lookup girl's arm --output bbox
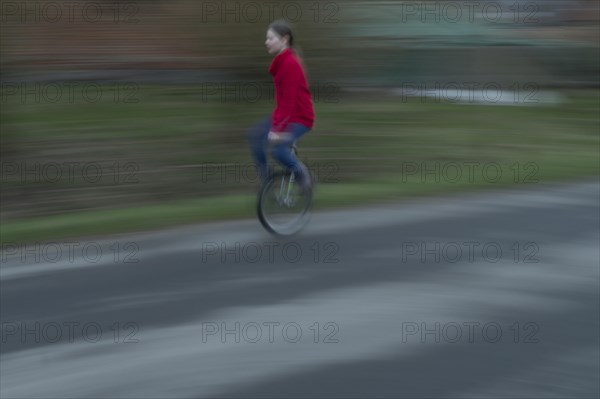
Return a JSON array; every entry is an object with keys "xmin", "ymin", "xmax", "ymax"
[{"xmin": 270, "ymin": 59, "xmax": 303, "ymax": 134}]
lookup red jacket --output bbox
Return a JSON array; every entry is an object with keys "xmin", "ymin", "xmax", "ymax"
[{"xmin": 269, "ymin": 48, "xmax": 315, "ymax": 133}]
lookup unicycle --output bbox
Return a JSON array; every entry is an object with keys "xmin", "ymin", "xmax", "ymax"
[{"xmin": 257, "ymin": 145, "xmax": 313, "ymax": 236}]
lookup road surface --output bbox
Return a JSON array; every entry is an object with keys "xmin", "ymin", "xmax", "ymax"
[{"xmin": 1, "ymin": 181, "xmax": 599, "ymax": 398}]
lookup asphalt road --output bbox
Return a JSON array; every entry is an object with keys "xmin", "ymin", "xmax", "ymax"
[{"xmin": 1, "ymin": 181, "xmax": 599, "ymax": 398}]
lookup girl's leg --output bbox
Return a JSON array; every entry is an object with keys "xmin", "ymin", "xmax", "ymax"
[
  {"xmin": 271, "ymin": 123, "xmax": 311, "ymax": 187},
  {"xmin": 247, "ymin": 116, "xmax": 272, "ymax": 183}
]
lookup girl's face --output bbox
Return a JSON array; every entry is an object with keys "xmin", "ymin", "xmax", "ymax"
[{"xmin": 265, "ymin": 28, "xmax": 289, "ymax": 55}]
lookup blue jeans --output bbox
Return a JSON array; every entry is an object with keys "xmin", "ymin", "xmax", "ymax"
[{"xmin": 248, "ymin": 116, "xmax": 311, "ymax": 184}]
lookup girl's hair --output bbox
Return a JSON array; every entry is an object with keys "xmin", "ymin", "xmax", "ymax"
[{"xmin": 268, "ymin": 19, "xmax": 295, "ymax": 48}]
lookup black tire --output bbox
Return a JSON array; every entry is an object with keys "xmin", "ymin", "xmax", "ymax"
[{"xmin": 257, "ymin": 171, "xmax": 313, "ymax": 236}]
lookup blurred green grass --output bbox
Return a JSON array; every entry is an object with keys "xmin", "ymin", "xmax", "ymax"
[{"xmin": 1, "ymin": 87, "xmax": 598, "ymax": 244}]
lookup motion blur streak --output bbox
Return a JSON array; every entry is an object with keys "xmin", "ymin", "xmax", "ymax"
[{"xmin": 1, "ymin": 1, "xmax": 598, "ymax": 397}]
